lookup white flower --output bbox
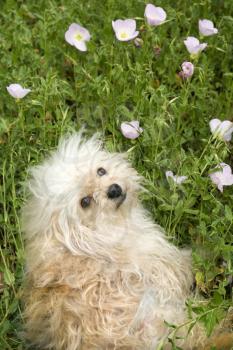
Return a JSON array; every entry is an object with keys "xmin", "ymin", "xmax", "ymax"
[
  {"xmin": 166, "ymin": 171, "xmax": 187, "ymax": 184},
  {"xmin": 65, "ymin": 23, "xmax": 91, "ymax": 52},
  {"xmin": 209, "ymin": 163, "xmax": 233, "ymax": 192},
  {"xmin": 199, "ymin": 19, "xmax": 218, "ymax": 36},
  {"xmin": 144, "ymin": 4, "xmax": 167, "ymax": 26},
  {"xmin": 180, "ymin": 61, "xmax": 194, "ymax": 78},
  {"xmin": 184, "ymin": 36, "xmax": 207, "ymax": 55},
  {"xmin": 209, "ymin": 118, "xmax": 233, "ymax": 142},
  {"xmin": 7, "ymin": 84, "xmax": 31, "ymax": 99},
  {"xmin": 112, "ymin": 19, "xmax": 139, "ymax": 41},
  {"xmin": 120, "ymin": 121, "xmax": 143, "ymax": 139}
]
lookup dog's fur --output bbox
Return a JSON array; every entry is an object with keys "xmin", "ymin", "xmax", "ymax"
[{"xmin": 22, "ymin": 133, "xmax": 232, "ymax": 349}]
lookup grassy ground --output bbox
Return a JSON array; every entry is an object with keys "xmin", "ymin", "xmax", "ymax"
[{"xmin": 0, "ymin": 0, "xmax": 233, "ymax": 349}]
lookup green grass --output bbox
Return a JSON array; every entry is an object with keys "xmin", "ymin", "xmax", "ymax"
[{"xmin": 0, "ymin": 0, "xmax": 233, "ymax": 349}]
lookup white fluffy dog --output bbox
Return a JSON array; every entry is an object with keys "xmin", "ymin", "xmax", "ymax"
[{"xmin": 22, "ymin": 133, "xmax": 232, "ymax": 350}]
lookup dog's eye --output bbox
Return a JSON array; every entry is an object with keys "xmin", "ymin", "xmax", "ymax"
[
  {"xmin": 97, "ymin": 167, "xmax": 107, "ymax": 176},
  {"xmin": 80, "ymin": 196, "xmax": 92, "ymax": 208}
]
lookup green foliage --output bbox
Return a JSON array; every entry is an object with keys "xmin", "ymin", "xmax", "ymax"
[{"xmin": 0, "ymin": 0, "xmax": 233, "ymax": 349}]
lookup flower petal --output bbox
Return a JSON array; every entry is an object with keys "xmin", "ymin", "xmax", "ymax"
[
  {"xmin": 112, "ymin": 19, "xmax": 138, "ymax": 41},
  {"xmin": 217, "ymin": 183, "xmax": 224, "ymax": 192},
  {"xmin": 145, "ymin": 4, "xmax": 166, "ymax": 26},
  {"xmin": 166, "ymin": 171, "xmax": 187, "ymax": 184},
  {"xmin": 184, "ymin": 36, "xmax": 207, "ymax": 54},
  {"xmin": 199, "ymin": 19, "xmax": 218, "ymax": 36},
  {"xmin": 77, "ymin": 27, "xmax": 91, "ymax": 41},
  {"xmin": 181, "ymin": 61, "xmax": 194, "ymax": 78},
  {"xmin": 72, "ymin": 40, "xmax": 87, "ymax": 52},
  {"xmin": 115, "ymin": 30, "xmax": 139, "ymax": 41},
  {"xmin": 165, "ymin": 171, "xmax": 174, "ymax": 179},
  {"xmin": 7, "ymin": 84, "xmax": 31, "ymax": 98},
  {"xmin": 199, "ymin": 43, "xmax": 207, "ymax": 52},
  {"xmin": 184, "ymin": 36, "xmax": 200, "ymax": 47},
  {"xmin": 65, "ymin": 29, "xmax": 75, "ymax": 45},
  {"xmin": 123, "ymin": 19, "xmax": 136, "ymax": 32},
  {"xmin": 120, "ymin": 121, "xmax": 143, "ymax": 139},
  {"xmin": 65, "ymin": 23, "xmax": 90, "ymax": 51},
  {"xmin": 112, "ymin": 20, "xmax": 124, "ymax": 32},
  {"xmin": 222, "ymin": 163, "xmax": 233, "ymax": 178},
  {"xmin": 175, "ymin": 176, "xmax": 188, "ymax": 184},
  {"xmin": 209, "ymin": 163, "xmax": 233, "ymax": 192},
  {"xmin": 209, "ymin": 119, "xmax": 233, "ymax": 141},
  {"xmin": 220, "ymin": 121, "xmax": 233, "ymax": 141},
  {"xmin": 209, "ymin": 118, "xmax": 221, "ymax": 133}
]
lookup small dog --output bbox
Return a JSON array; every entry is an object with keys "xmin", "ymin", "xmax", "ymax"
[{"xmin": 22, "ymin": 133, "xmax": 232, "ymax": 349}]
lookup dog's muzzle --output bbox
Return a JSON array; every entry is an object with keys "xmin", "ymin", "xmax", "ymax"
[
  {"xmin": 107, "ymin": 184, "xmax": 122, "ymax": 199},
  {"xmin": 107, "ymin": 184, "xmax": 126, "ymax": 208}
]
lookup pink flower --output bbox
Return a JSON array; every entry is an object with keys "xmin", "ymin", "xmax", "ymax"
[
  {"xmin": 199, "ymin": 19, "xmax": 218, "ymax": 37},
  {"xmin": 179, "ymin": 61, "xmax": 194, "ymax": 79},
  {"xmin": 144, "ymin": 4, "xmax": 167, "ymax": 26},
  {"xmin": 65, "ymin": 23, "xmax": 91, "ymax": 52},
  {"xmin": 209, "ymin": 119, "xmax": 233, "ymax": 142},
  {"xmin": 209, "ymin": 163, "xmax": 233, "ymax": 192},
  {"xmin": 184, "ymin": 36, "xmax": 207, "ymax": 55},
  {"xmin": 112, "ymin": 19, "xmax": 139, "ymax": 41},
  {"xmin": 165, "ymin": 171, "xmax": 187, "ymax": 184},
  {"xmin": 7, "ymin": 84, "xmax": 31, "ymax": 99},
  {"xmin": 120, "ymin": 121, "xmax": 143, "ymax": 139}
]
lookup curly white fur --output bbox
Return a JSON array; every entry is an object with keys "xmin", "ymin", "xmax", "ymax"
[{"xmin": 22, "ymin": 133, "xmax": 230, "ymax": 350}]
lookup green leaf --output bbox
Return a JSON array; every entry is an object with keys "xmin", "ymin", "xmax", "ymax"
[
  {"xmin": 225, "ymin": 205, "xmax": 232, "ymax": 221},
  {"xmin": 203, "ymin": 310, "xmax": 217, "ymax": 337},
  {"xmin": 4, "ymin": 268, "xmax": 15, "ymax": 286}
]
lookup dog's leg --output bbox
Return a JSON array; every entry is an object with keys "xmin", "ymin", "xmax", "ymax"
[{"xmin": 23, "ymin": 284, "xmax": 83, "ymax": 350}]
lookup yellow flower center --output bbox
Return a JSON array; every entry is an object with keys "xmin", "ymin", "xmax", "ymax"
[
  {"xmin": 75, "ymin": 33, "xmax": 83, "ymax": 41},
  {"xmin": 120, "ymin": 32, "xmax": 128, "ymax": 39}
]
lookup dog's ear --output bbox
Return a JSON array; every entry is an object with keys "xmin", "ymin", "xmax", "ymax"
[{"xmin": 51, "ymin": 207, "xmax": 114, "ymax": 259}]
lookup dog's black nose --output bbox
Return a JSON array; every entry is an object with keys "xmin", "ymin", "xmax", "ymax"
[{"xmin": 107, "ymin": 184, "xmax": 122, "ymax": 199}]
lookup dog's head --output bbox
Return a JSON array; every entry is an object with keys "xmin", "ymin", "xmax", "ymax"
[{"xmin": 25, "ymin": 133, "xmax": 142, "ymax": 239}]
